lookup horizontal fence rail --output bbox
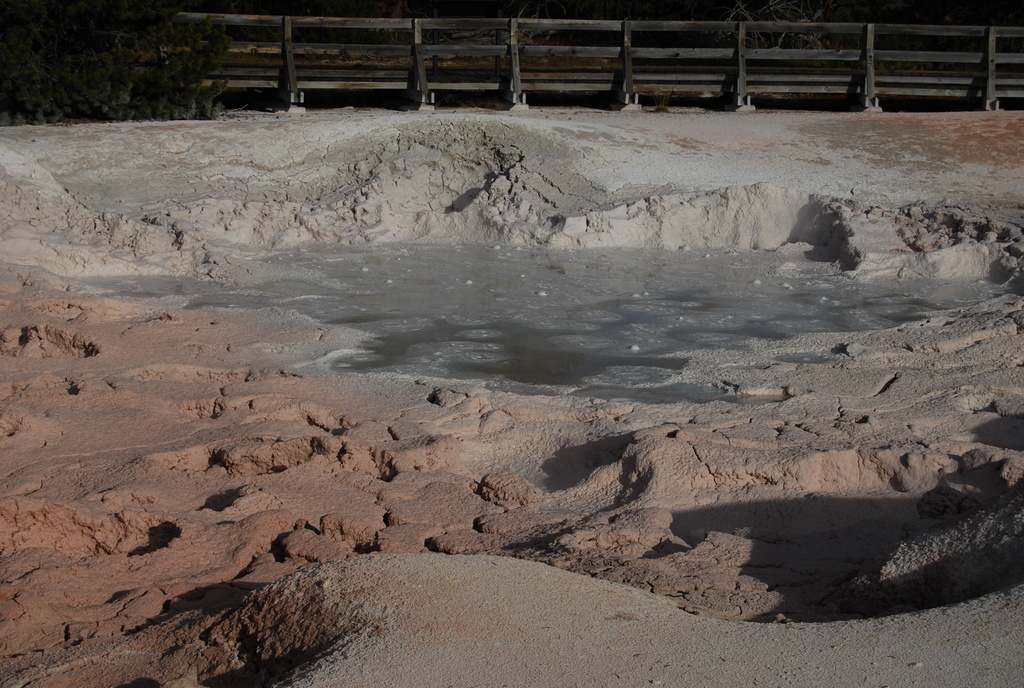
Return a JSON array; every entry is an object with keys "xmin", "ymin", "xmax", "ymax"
[{"xmin": 175, "ymin": 13, "xmax": 1024, "ymax": 111}]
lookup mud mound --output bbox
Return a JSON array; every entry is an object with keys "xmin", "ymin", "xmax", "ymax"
[
  {"xmin": 0, "ymin": 324, "xmax": 100, "ymax": 358},
  {"xmin": 835, "ymin": 483, "xmax": 1024, "ymax": 615},
  {"xmin": 209, "ymin": 562, "xmax": 390, "ymax": 682},
  {"xmin": 0, "ymin": 498, "xmax": 176, "ymax": 557},
  {"xmin": 0, "ymin": 146, "xmax": 194, "ymax": 275},
  {"xmin": 183, "ymin": 554, "xmax": 1024, "ymax": 687},
  {"xmin": 6, "ymin": 117, "xmax": 1019, "ymax": 281},
  {"xmin": 839, "ymin": 202, "xmax": 1024, "ymax": 281}
]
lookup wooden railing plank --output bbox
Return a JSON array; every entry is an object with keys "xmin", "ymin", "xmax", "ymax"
[
  {"xmin": 175, "ymin": 13, "xmax": 1024, "ymax": 112},
  {"xmin": 289, "ymin": 44, "xmax": 412, "ymax": 57},
  {"xmin": 627, "ymin": 21, "xmax": 735, "ymax": 32},
  {"xmin": 420, "ymin": 18, "xmax": 508, "ymax": 30},
  {"xmin": 746, "ymin": 48, "xmax": 864, "ymax": 61},
  {"xmin": 874, "ymin": 24, "xmax": 987, "ymax": 37},
  {"xmin": 631, "ymin": 47, "xmax": 735, "ymax": 60},
  {"xmin": 176, "ymin": 12, "xmax": 284, "ymax": 27},
  {"xmin": 745, "ymin": 21, "xmax": 863, "ymax": 33},
  {"xmin": 290, "ymin": 17, "xmax": 413, "ymax": 30},
  {"xmin": 873, "ymin": 50, "xmax": 985, "ymax": 63},
  {"xmin": 422, "ymin": 45, "xmax": 507, "ymax": 57},
  {"xmin": 520, "ymin": 46, "xmax": 622, "ymax": 59}
]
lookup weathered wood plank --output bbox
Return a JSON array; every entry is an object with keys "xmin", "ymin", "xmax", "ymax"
[
  {"xmin": 520, "ymin": 46, "xmax": 621, "ymax": 59},
  {"xmin": 634, "ymin": 72, "xmax": 735, "ymax": 81},
  {"xmin": 422, "ymin": 45, "xmax": 507, "ymax": 57},
  {"xmin": 747, "ymin": 84, "xmax": 860, "ymax": 94},
  {"xmin": 508, "ymin": 17, "xmax": 523, "ymax": 101},
  {"xmin": 228, "ymin": 42, "xmax": 283, "ymax": 54},
  {"xmin": 745, "ymin": 21, "xmax": 863, "ymax": 33},
  {"xmin": 620, "ymin": 20, "xmax": 635, "ymax": 101},
  {"xmin": 520, "ymin": 70, "xmax": 618, "ymax": 79},
  {"xmin": 522, "ymin": 81, "xmax": 619, "ymax": 91},
  {"xmin": 296, "ymin": 80, "xmax": 409, "ymax": 89},
  {"xmin": 289, "ymin": 17, "xmax": 412, "ymax": 29},
  {"xmin": 627, "ymin": 21, "xmax": 737, "ymax": 32},
  {"xmin": 631, "ymin": 47, "xmax": 734, "ymax": 59},
  {"xmin": 297, "ymin": 69, "xmax": 410, "ymax": 79},
  {"xmin": 290, "ymin": 44, "xmax": 412, "ymax": 57},
  {"xmin": 876, "ymin": 74, "xmax": 982, "ymax": 85},
  {"xmin": 863, "ymin": 23, "xmax": 877, "ymax": 107},
  {"xmin": 874, "ymin": 50, "xmax": 985, "ymax": 63},
  {"xmin": 208, "ymin": 79, "xmax": 280, "ymax": 88},
  {"xmin": 211, "ymin": 68, "xmax": 280, "ymax": 77},
  {"xmin": 411, "ymin": 20, "xmax": 430, "ymax": 103},
  {"xmin": 985, "ymin": 26, "xmax": 998, "ymax": 108},
  {"xmin": 518, "ymin": 19, "xmax": 621, "ymax": 32},
  {"xmin": 176, "ymin": 13, "xmax": 283, "ymax": 27},
  {"xmin": 420, "ymin": 18, "xmax": 507, "ymax": 30},
  {"xmin": 874, "ymin": 24, "xmax": 986, "ymax": 37},
  {"xmin": 426, "ymin": 81, "xmax": 503, "ymax": 90},
  {"xmin": 734, "ymin": 21, "xmax": 749, "ymax": 104},
  {"xmin": 747, "ymin": 74, "xmax": 864, "ymax": 85},
  {"xmin": 876, "ymin": 86, "xmax": 985, "ymax": 96},
  {"xmin": 746, "ymin": 48, "xmax": 863, "ymax": 61},
  {"xmin": 282, "ymin": 16, "xmax": 298, "ymax": 103}
]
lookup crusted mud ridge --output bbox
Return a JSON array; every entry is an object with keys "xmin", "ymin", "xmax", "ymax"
[{"xmin": 2, "ymin": 117, "xmax": 1022, "ymax": 281}]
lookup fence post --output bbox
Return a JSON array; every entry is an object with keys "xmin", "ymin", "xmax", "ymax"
[
  {"xmin": 856, "ymin": 23, "xmax": 880, "ymax": 111},
  {"xmin": 729, "ymin": 21, "xmax": 753, "ymax": 110},
  {"xmin": 494, "ymin": 17, "xmax": 503, "ymax": 79},
  {"xmin": 503, "ymin": 18, "xmax": 527, "ymax": 109},
  {"xmin": 432, "ymin": 9, "xmax": 439, "ymax": 79},
  {"xmin": 983, "ymin": 26, "xmax": 1000, "ymax": 111},
  {"xmin": 406, "ymin": 18, "xmax": 435, "ymax": 109},
  {"xmin": 613, "ymin": 20, "xmax": 639, "ymax": 109},
  {"xmin": 279, "ymin": 16, "xmax": 302, "ymax": 109}
]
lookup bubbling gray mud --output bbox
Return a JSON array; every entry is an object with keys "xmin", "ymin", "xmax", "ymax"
[{"xmin": 88, "ymin": 243, "xmax": 1006, "ymax": 402}]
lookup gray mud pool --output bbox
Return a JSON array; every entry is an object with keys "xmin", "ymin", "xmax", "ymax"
[{"xmin": 90, "ymin": 244, "xmax": 1008, "ymax": 402}]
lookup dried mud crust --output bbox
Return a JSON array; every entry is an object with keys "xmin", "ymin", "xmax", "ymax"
[
  {"xmin": 2, "ymin": 113, "xmax": 1023, "ymax": 282},
  {"xmin": 1, "ymin": 112, "xmax": 1024, "ymax": 687},
  {"xmin": 1, "ymin": 292, "xmax": 1023, "ymax": 685}
]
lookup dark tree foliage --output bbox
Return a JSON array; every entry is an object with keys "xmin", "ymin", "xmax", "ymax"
[
  {"xmin": 501, "ymin": 0, "xmax": 1023, "ymax": 23},
  {"xmin": 192, "ymin": 0, "xmax": 384, "ymax": 44},
  {"xmin": 821, "ymin": 0, "xmax": 1023, "ymax": 26},
  {"xmin": 0, "ymin": 0, "xmax": 229, "ymax": 124},
  {"xmin": 196, "ymin": 0, "xmax": 381, "ymax": 13}
]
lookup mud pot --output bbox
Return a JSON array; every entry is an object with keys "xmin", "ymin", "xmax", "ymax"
[{"xmin": 1, "ymin": 109, "xmax": 1023, "ymax": 687}]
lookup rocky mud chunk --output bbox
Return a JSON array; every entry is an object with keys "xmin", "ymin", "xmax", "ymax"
[
  {"xmin": 211, "ymin": 435, "xmax": 343, "ymax": 476},
  {"xmin": 375, "ymin": 523, "xmax": 446, "ymax": 554},
  {"xmin": 476, "ymin": 471, "xmax": 543, "ymax": 507},
  {"xmin": 917, "ymin": 485, "xmax": 980, "ymax": 519},
  {"xmin": 381, "ymin": 475, "xmax": 499, "ymax": 531},
  {"xmin": 319, "ymin": 503, "xmax": 387, "ymax": 549},
  {"xmin": 277, "ymin": 527, "xmax": 353, "ymax": 564},
  {"xmin": 0, "ymin": 324, "xmax": 99, "ymax": 358},
  {"xmin": 339, "ymin": 434, "xmax": 464, "ymax": 481},
  {"xmin": 554, "ymin": 507, "xmax": 682, "ymax": 559}
]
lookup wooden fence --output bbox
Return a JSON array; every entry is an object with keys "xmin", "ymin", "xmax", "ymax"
[{"xmin": 175, "ymin": 13, "xmax": 1024, "ymax": 111}]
